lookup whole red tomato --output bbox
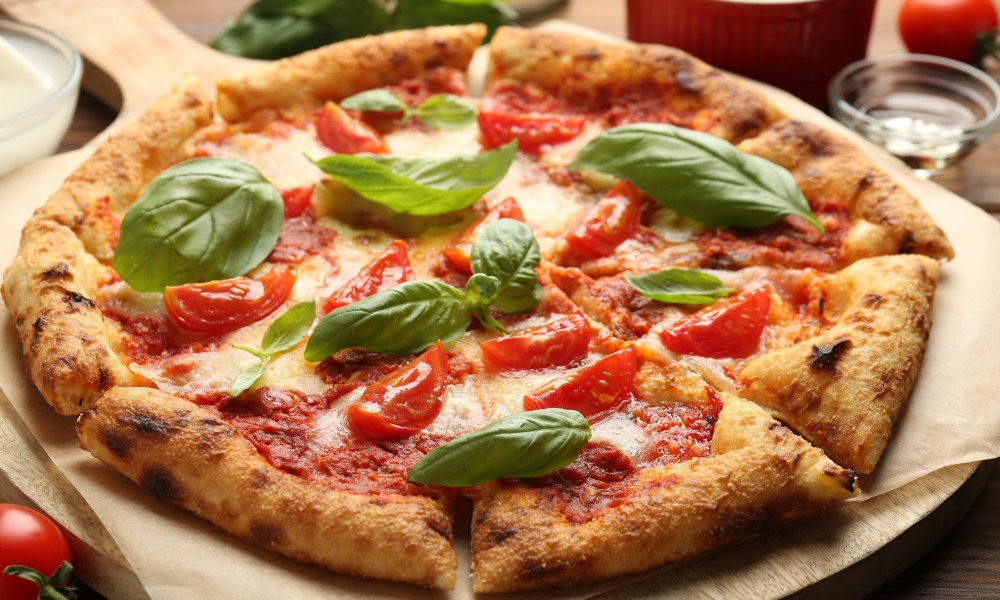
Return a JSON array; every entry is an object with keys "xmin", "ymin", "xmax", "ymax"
[
  {"xmin": 0, "ymin": 504, "xmax": 72, "ymax": 600},
  {"xmin": 898, "ymin": 0, "xmax": 999, "ymax": 63}
]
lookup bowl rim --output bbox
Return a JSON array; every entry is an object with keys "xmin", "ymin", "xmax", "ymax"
[
  {"xmin": 828, "ymin": 53, "xmax": 1000, "ymax": 138},
  {"xmin": 0, "ymin": 17, "xmax": 83, "ymax": 131}
]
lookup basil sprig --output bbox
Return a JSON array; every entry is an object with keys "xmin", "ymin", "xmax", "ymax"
[
  {"xmin": 569, "ymin": 124, "xmax": 823, "ymax": 232},
  {"xmin": 112, "ymin": 158, "xmax": 284, "ymax": 293},
  {"xmin": 625, "ymin": 269, "xmax": 731, "ymax": 305},
  {"xmin": 304, "ymin": 219, "xmax": 541, "ymax": 360},
  {"xmin": 212, "ymin": 0, "xmax": 515, "ymax": 60},
  {"xmin": 408, "ymin": 408, "xmax": 591, "ymax": 486},
  {"xmin": 230, "ymin": 301, "xmax": 316, "ymax": 397},
  {"xmin": 311, "ymin": 141, "xmax": 516, "ymax": 216},
  {"xmin": 341, "ymin": 89, "xmax": 477, "ymax": 130}
]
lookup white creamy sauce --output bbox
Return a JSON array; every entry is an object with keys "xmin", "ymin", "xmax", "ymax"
[{"xmin": 0, "ymin": 33, "xmax": 52, "ymax": 119}]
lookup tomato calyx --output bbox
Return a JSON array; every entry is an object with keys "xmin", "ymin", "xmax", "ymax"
[
  {"xmin": 164, "ymin": 269, "xmax": 296, "ymax": 335},
  {"xmin": 348, "ymin": 341, "xmax": 449, "ymax": 439},
  {"xmin": 321, "ymin": 240, "xmax": 415, "ymax": 313},
  {"xmin": 659, "ymin": 286, "xmax": 771, "ymax": 359},
  {"xmin": 2, "ymin": 562, "xmax": 77, "ymax": 600},
  {"xmin": 523, "ymin": 346, "xmax": 637, "ymax": 421},
  {"xmin": 480, "ymin": 312, "xmax": 591, "ymax": 371}
]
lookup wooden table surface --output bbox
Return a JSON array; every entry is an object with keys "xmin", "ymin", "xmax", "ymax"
[{"xmin": 52, "ymin": 0, "xmax": 1000, "ymax": 598}]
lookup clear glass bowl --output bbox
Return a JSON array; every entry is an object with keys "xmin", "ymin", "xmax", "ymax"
[
  {"xmin": 0, "ymin": 18, "xmax": 82, "ymax": 178},
  {"xmin": 829, "ymin": 54, "xmax": 1000, "ymax": 178}
]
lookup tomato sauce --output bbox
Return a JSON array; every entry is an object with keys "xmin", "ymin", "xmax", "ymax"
[
  {"xmin": 267, "ymin": 212, "xmax": 337, "ymax": 264},
  {"xmin": 528, "ymin": 392, "xmax": 722, "ymax": 524}
]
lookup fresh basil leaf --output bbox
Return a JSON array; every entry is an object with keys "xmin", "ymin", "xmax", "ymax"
[
  {"xmin": 305, "ymin": 281, "xmax": 471, "ymax": 360},
  {"xmin": 470, "ymin": 219, "xmax": 541, "ymax": 314},
  {"xmin": 229, "ymin": 356, "xmax": 269, "ymax": 398},
  {"xmin": 408, "ymin": 408, "xmax": 591, "ymax": 486},
  {"xmin": 311, "ymin": 141, "xmax": 516, "ymax": 215},
  {"xmin": 112, "ymin": 158, "xmax": 284, "ymax": 293},
  {"xmin": 569, "ymin": 124, "xmax": 823, "ymax": 232},
  {"xmin": 414, "ymin": 94, "xmax": 477, "ymax": 130},
  {"xmin": 625, "ymin": 269, "xmax": 732, "ymax": 305},
  {"xmin": 340, "ymin": 89, "xmax": 408, "ymax": 113},
  {"xmin": 466, "ymin": 274, "xmax": 506, "ymax": 334},
  {"xmin": 391, "ymin": 0, "xmax": 517, "ymax": 42},
  {"xmin": 211, "ymin": 0, "xmax": 389, "ymax": 60},
  {"xmin": 261, "ymin": 301, "xmax": 316, "ymax": 354}
]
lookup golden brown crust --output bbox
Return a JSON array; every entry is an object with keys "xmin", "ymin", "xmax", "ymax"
[
  {"xmin": 76, "ymin": 387, "xmax": 458, "ymax": 589},
  {"xmin": 470, "ymin": 394, "xmax": 855, "ymax": 592},
  {"xmin": 486, "ymin": 26, "xmax": 784, "ymax": 143},
  {"xmin": 738, "ymin": 255, "xmax": 939, "ymax": 474},
  {"xmin": 737, "ymin": 119, "xmax": 955, "ymax": 263},
  {"xmin": 2, "ymin": 79, "xmax": 212, "ymax": 415},
  {"xmin": 216, "ymin": 24, "xmax": 486, "ymax": 122}
]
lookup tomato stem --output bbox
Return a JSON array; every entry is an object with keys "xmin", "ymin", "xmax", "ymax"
[
  {"xmin": 3, "ymin": 561, "xmax": 78, "ymax": 600},
  {"xmin": 974, "ymin": 28, "xmax": 999, "ymax": 68}
]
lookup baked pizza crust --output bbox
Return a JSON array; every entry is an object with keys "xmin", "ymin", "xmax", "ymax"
[
  {"xmin": 737, "ymin": 119, "xmax": 955, "ymax": 264},
  {"xmin": 216, "ymin": 24, "xmax": 486, "ymax": 122},
  {"xmin": 486, "ymin": 26, "xmax": 784, "ymax": 143},
  {"xmin": 739, "ymin": 254, "xmax": 940, "ymax": 473},
  {"xmin": 76, "ymin": 387, "xmax": 458, "ymax": 590},
  {"xmin": 470, "ymin": 394, "xmax": 856, "ymax": 592},
  {"xmin": 2, "ymin": 79, "xmax": 212, "ymax": 415}
]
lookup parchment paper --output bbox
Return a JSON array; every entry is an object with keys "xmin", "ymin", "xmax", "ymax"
[{"xmin": 1, "ymin": 21, "xmax": 998, "ymax": 600}]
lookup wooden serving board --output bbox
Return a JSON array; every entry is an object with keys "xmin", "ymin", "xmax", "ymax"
[{"xmin": 0, "ymin": 1, "xmax": 992, "ymax": 598}]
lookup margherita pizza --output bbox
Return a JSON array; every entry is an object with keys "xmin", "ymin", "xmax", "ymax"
[{"xmin": 2, "ymin": 24, "xmax": 952, "ymax": 592}]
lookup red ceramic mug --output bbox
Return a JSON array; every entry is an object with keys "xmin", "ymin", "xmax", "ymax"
[{"xmin": 627, "ymin": 0, "xmax": 878, "ymax": 109}]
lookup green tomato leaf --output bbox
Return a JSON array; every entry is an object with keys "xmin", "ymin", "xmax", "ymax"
[
  {"xmin": 229, "ymin": 356, "xmax": 270, "ymax": 398},
  {"xmin": 624, "ymin": 269, "xmax": 732, "ymax": 305},
  {"xmin": 112, "ymin": 158, "xmax": 284, "ymax": 293},
  {"xmin": 340, "ymin": 89, "xmax": 408, "ymax": 113},
  {"xmin": 569, "ymin": 124, "xmax": 823, "ymax": 232},
  {"xmin": 408, "ymin": 408, "xmax": 591, "ymax": 486},
  {"xmin": 211, "ymin": 0, "xmax": 389, "ymax": 60},
  {"xmin": 414, "ymin": 94, "xmax": 477, "ymax": 130},
  {"xmin": 391, "ymin": 0, "xmax": 517, "ymax": 42},
  {"xmin": 261, "ymin": 301, "xmax": 316, "ymax": 354},
  {"xmin": 470, "ymin": 219, "xmax": 541, "ymax": 314},
  {"xmin": 304, "ymin": 281, "xmax": 471, "ymax": 360},
  {"xmin": 311, "ymin": 141, "xmax": 516, "ymax": 215}
]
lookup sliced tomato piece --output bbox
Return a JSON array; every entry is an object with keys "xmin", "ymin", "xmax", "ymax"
[
  {"xmin": 480, "ymin": 313, "xmax": 591, "ymax": 371},
  {"xmin": 321, "ymin": 240, "xmax": 414, "ymax": 313},
  {"xmin": 315, "ymin": 101, "xmax": 389, "ymax": 155},
  {"xmin": 164, "ymin": 269, "xmax": 296, "ymax": 335},
  {"xmin": 478, "ymin": 111, "xmax": 586, "ymax": 154},
  {"xmin": 659, "ymin": 286, "xmax": 771, "ymax": 359},
  {"xmin": 348, "ymin": 341, "xmax": 449, "ymax": 439},
  {"xmin": 442, "ymin": 197, "xmax": 526, "ymax": 274},
  {"xmin": 280, "ymin": 185, "xmax": 314, "ymax": 218},
  {"xmin": 523, "ymin": 346, "xmax": 637, "ymax": 420},
  {"xmin": 565, "ymin": 181, "xmax": 643, "ymax": 260}
]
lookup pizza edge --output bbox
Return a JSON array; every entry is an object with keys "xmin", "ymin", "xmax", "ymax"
[{"xmin": 470, "ymin": 393, "xmax": 856, "ymax": 593}]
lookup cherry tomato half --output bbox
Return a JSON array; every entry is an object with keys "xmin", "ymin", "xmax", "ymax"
[
  {"xmin": 564, "ymin": 181, "xmax": 643, "ymax": 260},
  {"xmin": 0, "ymin": 504, "xmax": 72, "ymax": 600},
  {"xmin": 659, "ymin": 286, "xmax": 771, "ymax": 359},
  {"xmin": 442, "ymin": 197, "xmax": 526, "ymax": 274},
  {"xmin": 315, "ymin": 101, "xmax": 390, "ymax": 155},
  {"xmin": 164, "ymin": 269, "xmax": 296, "ymax": 335},
  {"xmin": 321, "ymin": 240, "xmax": 415, "ymax": 313},
  {"xmin": 898, "ymin": 0, "xmax": 999, "ymax": 63},
  {"xmin": 523, "ymin": 346, "xmax": 637, "ymax": 420},
  {"xmin": 478, "ymin": 111, "xmax": 586, "ymax": 154},
  {"xmin": 480, "ymin": 313, "xmax": 591, "ymax": 371},
  {"xmin": 349, "ymin": 341, "xmax": 449, "ymax": 439},
  {"xmin": 279, "ymin": 185, "xmax": 314, "ymax": 219}
]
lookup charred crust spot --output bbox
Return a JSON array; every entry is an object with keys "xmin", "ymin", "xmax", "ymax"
[
  {"xmin": 98, "ymin": 427, "xmax": 130, "ymax": 458},
  {"xmin": 98, "ymin": 367, "xmax": 113, "ymax": 391},
  {"xmin": 519, "ymin": 560, "xmax": 565, "ymax": 582},
  {"xmin": 898, "ymin": 230, "xmax": 916, "ymax": 254},
  {"xmin": 676, "ymin": 71, "xmax": 701, "ymax": 94},
  {"xmin": 809, "ymin": 338, "xmax": 852, "ymax": 373},
  {"xmin": 15, "ymin": 316, "xmax": 23, "ymax": 326},
  {"xmin": 33, "ymin": 315, "xmax": 46, "ymax": 335},
  {"xmin": 249, "ymin": 466, "xmax": 270, "ymax": 489},
  {"xmin": 575, "ymin": 49, "xmax": 601, "ymax": 61},
  {"xmin": 41, "ymin": 262, "xmax": 71, "ymax": 280},
  {"xmin": 861, "ymin": 293, "xmax": 883, "ymax": 308},
  {"xmin": 494, "ymin": 527, "xmax": 516, "ymax": 544},
  {"xmin": 141, "ymin": 467, "xmax": 185, "ymax": 501},
  {"xmin": 389, "ymin": 50, "xmax": 406, "ymax": 68},
  {"xmin": 64, "ymin": 290, "xmax": 95, "ymax": 311},
  {"xmin": 427, "ymin": 515, "xmax": 452, "ymax": 541},
  {"xmin": 845, "ymin": 469, "xmax": 857, "ymax": 492},
  {"xmin": 127, "ymin": 413, "xmax": 170, "ymax": 436},
  {"xmin": 249, "ymin": 521, "xmax": 285, "ymax": 546},
  {"xmin": 858, "ymin": 173, "xmax": 875, "ymax": 190}
]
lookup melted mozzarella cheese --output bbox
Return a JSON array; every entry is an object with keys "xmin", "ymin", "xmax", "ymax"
[{"xmin": 591, "ymin": 413, "xmax": 653, "ymax": 464}]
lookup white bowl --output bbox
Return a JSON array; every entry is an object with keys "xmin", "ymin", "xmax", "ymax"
[{"xmin": 0, "ymin": 18, "xmax": 82, "ymax": 178}]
